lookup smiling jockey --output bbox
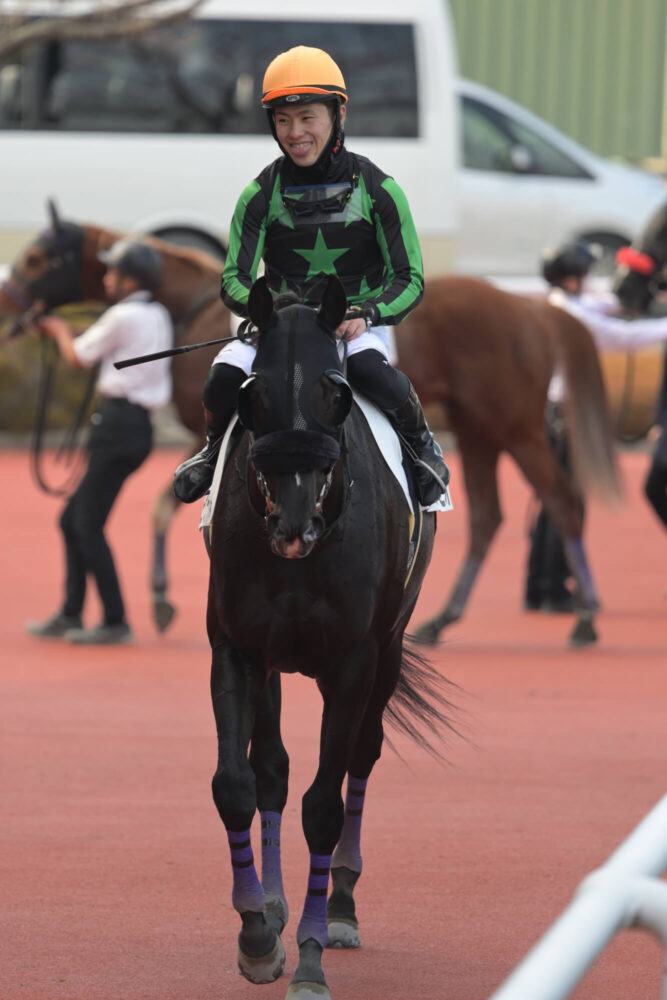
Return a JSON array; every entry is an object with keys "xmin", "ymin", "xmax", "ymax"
[{"xmin": 173, "ymin": 45, "xmax": 449, "ymax": 507}]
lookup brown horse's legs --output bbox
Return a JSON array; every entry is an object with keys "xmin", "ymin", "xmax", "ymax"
[
  {"xmin": 151, "ymin": 483, "xmax": 181, "ymax": 632},
  {"xmin": 415, "ymin": 429, "xmax": 501, "ymax": 644},
  {"xmin": 509, "ymin": 435, "xmax": 599, "ymax": 647},
  {"xmin": 149, "ymin": 436, "xmax": 206, "ymax": 632}
]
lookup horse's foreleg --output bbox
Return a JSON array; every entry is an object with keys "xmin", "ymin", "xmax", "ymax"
[
  {"xmin": 210, "ymin": 638, "xmax": 286, "ymax": 985},
  {"xmin": 288, "ymin": 645, "xmax": 377, "ymax": 999},
  {"xmin": 250, "ymin": 673, "xmax": 290, "ymax": 937},
  {"xmin": 415, "ymin": 431, "xmax": 501, "ymax": 644},
  {"xmin": 151, "ymin": 483, "xmax": 181, "ymax": 632}
]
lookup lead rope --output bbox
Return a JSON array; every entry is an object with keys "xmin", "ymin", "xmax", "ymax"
[{"xmin": 30, "ymin": 335, "xmax": 96, "ymax": 497}]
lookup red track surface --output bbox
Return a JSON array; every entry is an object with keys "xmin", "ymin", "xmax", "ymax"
[{"xmin": 2, "ymin": 447, "xmax": 665, "ymax": 1000}]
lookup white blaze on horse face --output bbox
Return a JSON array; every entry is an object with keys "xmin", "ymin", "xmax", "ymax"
[{"xmin": 295, "ymin": 472, "xmax": 302, "ymax": 487}]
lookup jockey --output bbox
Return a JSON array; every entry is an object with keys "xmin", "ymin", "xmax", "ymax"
[{"xmin": 173, "ymin": 45, "xmax": 449, "ymax": 507}]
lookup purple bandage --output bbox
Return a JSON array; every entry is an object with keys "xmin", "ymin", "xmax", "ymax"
[
  {"xmin": 260, "ymin": 810, "xmax": 285, "ymax": 898},
  {"xmin": 331, "ymin": 775, "xmax": 367, "ymax": 873},
  {"xmin": 296, "ymin": 853, "xmax": 331, "ymax": 948},
  {"xmin": 228, "ymin": 828, "xmax": 264, "ymax": 914}
]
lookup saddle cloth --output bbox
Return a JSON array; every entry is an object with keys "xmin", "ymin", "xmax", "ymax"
[{"xmin": 199, "ymin": 394, "xmax": 452, "ymax": 532}]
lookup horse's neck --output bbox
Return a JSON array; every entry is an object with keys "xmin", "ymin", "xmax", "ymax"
[
  {"xmin": 81, "ymin": 225, "xmax": 118, "ymax": 301},
  {"xmin": 82, "ymin": 225, "xmax": 221, "ymax": 321}
]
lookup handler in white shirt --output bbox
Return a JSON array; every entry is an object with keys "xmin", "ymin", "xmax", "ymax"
[
  {"xmin": 26, "ymin": 240, "xmax": 173, "ymax": 645},
  {"xmin": 526, "ymin": 240, "xmax": 667, "ymax": 611}
]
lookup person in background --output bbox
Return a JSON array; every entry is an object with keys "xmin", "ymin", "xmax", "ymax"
[
  {"xmin": 525, "ymin": 240, "xmax": 667, "ymax": 611},
  {"xmin": 26, "ymin": 240, "xmax": 173, "ymax": 645},
  {"xmin": 644, "ymin": 350, "xmax": 667, "ymax": 540},
  {"xmin": 173, "ymin": 45, "xmax": 449, "ymax": 509}
]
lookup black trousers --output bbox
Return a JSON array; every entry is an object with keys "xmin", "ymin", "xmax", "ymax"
[
  {"xmin": 644, "ymin": 425, "xmax": 667, "ymax": 529},
  {"xmin": 60, "ymin": 398, "xmax": 152, "ymax": 625},
  {"xmin": 525, "ymin": 404, "xmax": 582, "ymax": 604}
]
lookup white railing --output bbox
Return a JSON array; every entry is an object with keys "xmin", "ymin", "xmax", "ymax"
[{"xmin": 489, "ymin": 794, "xmax": 667, "ymax": 1000}]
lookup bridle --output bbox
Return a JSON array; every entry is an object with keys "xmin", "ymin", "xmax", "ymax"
[
  {"xmin": 1, "ymin": 224, "xmax": 85, "ymax": 338},
  {"xmin": 253, "ymin": 462, "xmax": 336, "ymax": 521}
]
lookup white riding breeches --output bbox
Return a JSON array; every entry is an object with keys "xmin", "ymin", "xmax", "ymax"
[{"xmin": 212, "ymin": 319, "xmax": 392, "ymax": 375}]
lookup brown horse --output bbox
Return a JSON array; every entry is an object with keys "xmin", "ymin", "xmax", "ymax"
[
  {"xmin": 0, "ymin": 202, "xmax": 230, "ymax": 631},
  {"xmin": 0, "ymin": 207, "xmax": 620, "ymax": 646}
]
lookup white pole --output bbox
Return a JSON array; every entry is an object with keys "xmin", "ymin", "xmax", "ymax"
[{"xmin": 489, "ymin": 795, "xmax": 667, "ymax": 1000}]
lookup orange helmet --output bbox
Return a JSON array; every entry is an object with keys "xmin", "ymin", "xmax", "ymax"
[{"xmin": 262, "ymin": 46, "xmax": 347, "ymax": 109}]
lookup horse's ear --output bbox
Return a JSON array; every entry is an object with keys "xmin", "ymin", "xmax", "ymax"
[
  {"xmin": 317, "ymin": 275, "xmax": 347, "ymax": 334},
  {"xmin": 47, "ymin": 198, "xmax": 62, "ymax": 234},
  {"xmin": 248, "ymin": 277, "xmax": 275, "ymax": 331}
]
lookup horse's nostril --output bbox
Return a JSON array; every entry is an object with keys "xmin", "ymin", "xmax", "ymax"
[{"xmin": 303, "ymin": 516, "xmax": 325, "ymax": 544}]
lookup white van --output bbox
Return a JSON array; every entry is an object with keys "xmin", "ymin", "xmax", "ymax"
[
  {"xmin": 1, "ymin": 0, "xmax": 664, "ymax": 284},
  {"xmin": 0, "ymin": 0, "xmax": 460, "ymax": 275}
]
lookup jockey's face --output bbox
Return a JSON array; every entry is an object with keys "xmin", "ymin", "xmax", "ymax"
[{"xmin": 274, "ymin": 102, "xmax": 346, "ymax": 167}]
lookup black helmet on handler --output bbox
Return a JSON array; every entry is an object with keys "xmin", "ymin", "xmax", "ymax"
[
  {"xmin": 540, "ymin": 240, "xmax": 598, "ymax": 287},
  {"xmin": 98, "ymin": 239, "xmax": 162, "ymax": 292}
]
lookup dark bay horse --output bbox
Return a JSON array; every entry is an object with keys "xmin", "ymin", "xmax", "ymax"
[
  {"xmin": 205, "ymin": 275, "xmax": 448, "ymax": 999},
  {"xmin": 0, "ymin": 206, "xmax": 620, "ymax": 646}
]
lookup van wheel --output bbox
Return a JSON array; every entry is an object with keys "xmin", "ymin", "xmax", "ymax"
[
  {"xmin": 579, "ymin": 231, "xmax": 628, "ymax": 277},
  {"xmin": 151, "ymin": 226, "xmax": 226, "ymax": 263}
]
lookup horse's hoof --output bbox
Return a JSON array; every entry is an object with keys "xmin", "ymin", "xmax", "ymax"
[
  {"xmin": 237, "ymin": 935, "xmax": 285, "ymax": 984},
  {"xmin": 153, "ymin": 597, "xmax": 176, "ymax": 633},
  {"xmin": 568, "ymin": 615, "xmax": 598, "ymax": 648},
  {"xmin": 326, "ymin": 918, "xmax": 360, "ymax": 949},
  {"xmin": 285, "ymin": 982, "xmax": 331, "ymax": 1000},
  {"xmin": 264, "ymin": 892, "xmax": 289, "ymax": 935},
  {"xmin": 412, "ymin": 619, "xmax": 441, "ymax": 645}
]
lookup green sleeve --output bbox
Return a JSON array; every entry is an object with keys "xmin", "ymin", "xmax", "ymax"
[
  {"xmin": 371, "ymin": 177, "xmax": 424, "ymax": 325},
  {"xmin": 221, "ymin": 179, "xmax": 267, "ymax": 317}
]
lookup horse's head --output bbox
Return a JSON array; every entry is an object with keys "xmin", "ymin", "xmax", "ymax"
[
  {"xmin": 0, "ymin": 200, "xmax": 87, "ymax": 332},
  {"xmin": 237, "ymin": 275, "xmax": 352, "ymax": 559},
  {"xmin": 612, "ymin": 200, "xmax": 667, "ymax": 313}
]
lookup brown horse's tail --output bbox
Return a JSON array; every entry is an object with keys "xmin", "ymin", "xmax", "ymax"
[{"xmin": 553, "ymin": 307, "xmax": 623, "ymax": 504}]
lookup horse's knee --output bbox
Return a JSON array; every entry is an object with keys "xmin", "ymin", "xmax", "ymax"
[
  {"xmin": 302, "ymin": 784, "xmax": 344, "ymax": 855},
  {"xmin": 211, "ymin": 766, "xmax": 256, "ymax": 830}
]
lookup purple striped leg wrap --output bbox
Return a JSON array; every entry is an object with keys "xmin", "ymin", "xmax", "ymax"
[
  {"xmin": 564, "ymin": 537, "xmax": 598, "ymax": 606},
  {"xmin": 331, "ymin": 775, "xmax": 367, "ymax": 873},
  {"xmin": 260, "ymin": 810, "xmax": 285, "ymax": 898},
  {"xmin": 227, "ymin": 828, "xmax": 264, "ymax": 914},
  {"xmin": 296, "ymin": 853, "xmax": 331, "ymax": 948}
]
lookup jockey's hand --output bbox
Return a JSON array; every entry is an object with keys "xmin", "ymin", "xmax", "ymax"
[
  {"xmin": 335, "ymin": 303, "xmax": 379, "ymax": 341},
  {"xmin": 335, "ymin": 317, "xmax": 367, "ymax": 341}
]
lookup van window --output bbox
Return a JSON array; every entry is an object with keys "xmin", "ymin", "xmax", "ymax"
[
  {"xmin": 0, "ymin": 19, "xmax": 418, "ymax": 138},
  {"xmin": 462, "ymin": 96, "xmax": 590, "ymax": 179}
]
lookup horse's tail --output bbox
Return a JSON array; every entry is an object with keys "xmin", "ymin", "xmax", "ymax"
[
  {"xmin": 384, "ymin": 639, "xmax": 460, "ymax": 759},
  {"xmin": 554, "ymin": 307, "xmax": 623, "ymax": 505}
]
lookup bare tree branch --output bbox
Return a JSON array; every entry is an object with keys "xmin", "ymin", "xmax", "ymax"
[{"xmin": 0, "ymin": 0, "xmax": 206, "ymax": 62}]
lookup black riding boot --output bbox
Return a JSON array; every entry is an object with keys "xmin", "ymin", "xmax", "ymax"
[
  {"xmin": 173, "ymin": 363, "xmax": 246, "ymax": 503},
  {"xmin": 388, "ymin": 386, "xmax": 450, "ymax": 507}
]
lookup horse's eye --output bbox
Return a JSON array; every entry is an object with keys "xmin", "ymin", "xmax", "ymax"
[{"xmin": 24, "ymin": 251, "xmax": 43, "ymax": 270}]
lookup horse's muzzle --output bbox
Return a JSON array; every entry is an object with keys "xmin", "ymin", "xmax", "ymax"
[{"xmin": 267, "ymin": 512, "xmax": 326, "ymax": 559}]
